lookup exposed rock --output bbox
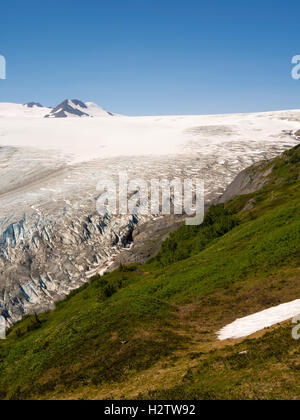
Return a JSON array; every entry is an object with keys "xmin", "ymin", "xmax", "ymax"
[
  {"xmin": 45, "ymin": 99, "xmax": 89, "ymax": 118},
  {"xmin": 25, "ymin": 102, "xmax": 44, "ymax": 108},
  {"xmin": 44, "ymin": 99, "xmax": 113, "ymax": 118},
  {"xmin": 217, "ymin": 161, "xmax": 273, "ymax": 203}
]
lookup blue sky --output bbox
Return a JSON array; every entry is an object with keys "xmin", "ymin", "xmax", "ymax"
[{"xmin": 0, "ymin": 0, "xmax": 299, "ymax": 115}]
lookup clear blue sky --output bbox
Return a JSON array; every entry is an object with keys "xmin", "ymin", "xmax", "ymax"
[{"xmin": 0, "ymin": 0, "xmax": 299, "ymax": 115}]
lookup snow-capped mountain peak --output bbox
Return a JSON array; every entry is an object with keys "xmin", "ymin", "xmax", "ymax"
[
  {"xmin": 0, "ymin": 100, "xmax": 115, "ymax": 119},
  {"xmin": 44, "ymin": 99, "xmax": 113, "ymax": 118}
]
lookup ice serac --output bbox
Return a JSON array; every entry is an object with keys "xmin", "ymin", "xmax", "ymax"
[{"xmin": 0, "ymin": 207, "xmax": 137, "ymax": 324}]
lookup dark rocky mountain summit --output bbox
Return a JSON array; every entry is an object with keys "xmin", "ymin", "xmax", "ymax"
[
  {"xmin": 44, "ymin": 99, "xmax": 90, "ymax": 118},
  {"xmin": 25, "ymin": 102, "xmax": 44, "ymax": 108}
]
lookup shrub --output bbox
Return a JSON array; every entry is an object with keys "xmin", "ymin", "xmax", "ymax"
[{"xmin": 154, "ymin": 204, "xmax": 239, "ymax": 266}]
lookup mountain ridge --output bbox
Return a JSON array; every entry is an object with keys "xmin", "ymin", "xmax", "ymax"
[
  {"xmin": 44, "ymin": 99, "xmax": 114, "ymax": 118},
  {"xmin": 0, "ymin": 99, "xmax": 114, "ymax": 118}
]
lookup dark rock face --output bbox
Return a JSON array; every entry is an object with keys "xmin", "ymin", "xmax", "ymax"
[
  {"xmin": 25, "ymin": 102, "xmax": 44, "ymax": 108},
  {"xmin": 69, "ymin": 99, "xmax": 87, "ymax": 109},
  {"xmin": 295, "ymin": 129, "xmax": 300, "ymax": 138},
  {"xmin": 45, "ymin": 99, "xmax": 89, "ymax": 118}
]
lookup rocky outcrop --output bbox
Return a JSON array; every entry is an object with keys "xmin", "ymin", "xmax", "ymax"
[
  {"xmin": 45, "ymin": 99, "xmax": 90, "ymax": 118},
  {"xmin": 44, "ymin": 99, "xmax": 113, "ymax": 118},
  {"xmin": 25, "ymin": 102, "xmax": 44, "ymax": 108},
  {"xmin": 217, "ymin": 161, "xmax": 273, "ymax": 203}
]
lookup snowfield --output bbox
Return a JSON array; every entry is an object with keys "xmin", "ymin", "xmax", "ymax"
[
  {"xmin": 0, "ymin": 102, "xmax": 52, "ymax": 118},
  {"xmin": 0, "ymin": 107, "xmax": 300, "ymax": 162},
  {"xmin": 218, "ymin": 299, "xmax": 300, "ymax": 340}
]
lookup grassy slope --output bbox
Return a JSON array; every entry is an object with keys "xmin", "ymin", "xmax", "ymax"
[{"xmin": 0, "ymin": 144, "xmax": 300, "ymax": 400}]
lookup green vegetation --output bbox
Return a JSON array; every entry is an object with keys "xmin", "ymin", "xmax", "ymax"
[
  {"xmin": 141, "ymin": 324, "xmax": 300, "ymax": 400},
  {"xmin": 0, "ymin": 144, "xmax": 300, "ymax": 400},
  {"xmin": 153, "ymin": 204, "xmax": 239, "ymax": 266}
]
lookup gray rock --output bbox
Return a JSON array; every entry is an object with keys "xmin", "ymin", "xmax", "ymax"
[
  {"xmin": 217, "ymin": 161, "xmax": 273, "ymax": 203},
  {"xmin": 45, "ymin": 99, "xmax": 89, "ymax": 118},
  {"xmin": 25, "ymin": 102, "xmax": 44, "ymax": 108}
]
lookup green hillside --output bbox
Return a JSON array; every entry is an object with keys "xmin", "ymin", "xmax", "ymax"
[{"xmin": 1, "ymin": 144, "xmax": 300, "ymax": 400}]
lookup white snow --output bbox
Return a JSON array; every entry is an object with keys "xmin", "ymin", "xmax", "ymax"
[
  {"xmin": 218, "ymin": 299, "xmax": 300, "ymax": 340},
  {"xmin": 0, "ymin": 105, "xmax": 300, "ymax": 163},
  {"xmin": 0, "ymin": 102, "xmax": 51, "ymax": 118},
  {"xmin": 82, "ymin": 101, "xmax": 111, "ymax": 117},
  {"xmin": 44, "ymin": 100, "xmax": 113, "ymax": 118},
  {"xmin": 0, "ymin": 101, "xmax": 112, "ymax": 119}
]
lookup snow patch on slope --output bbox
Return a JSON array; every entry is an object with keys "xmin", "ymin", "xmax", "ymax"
[{"xmin": 218, "ymin": 299, "xmax": 300, "ymax": 340}]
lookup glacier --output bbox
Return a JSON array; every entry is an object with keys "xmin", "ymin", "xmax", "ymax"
[{"xmin": 0, "ymin": 104, "xmax": 300, "ymax": 324}]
